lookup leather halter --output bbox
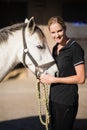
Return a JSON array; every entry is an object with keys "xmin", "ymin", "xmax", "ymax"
[{"xmin": 22, "ymin": 26, "xmax": 55, "ymax": 78}]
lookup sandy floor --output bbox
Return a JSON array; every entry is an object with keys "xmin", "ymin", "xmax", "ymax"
[{"xmin": 0, "ymin": 69, "xmax": 87, "ymax": 130}]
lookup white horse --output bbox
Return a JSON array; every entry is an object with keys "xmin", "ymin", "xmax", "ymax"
[{"xmin": 0, "ymin": 17, "xmax": 58, "ymax": 82}]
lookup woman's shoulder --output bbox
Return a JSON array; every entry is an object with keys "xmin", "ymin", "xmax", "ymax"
[
  {"xmin": 70, "ymin": 39, "xmax": 84, "ymax": 50},
  {"xmin": 69, "ymin": 39, "xmax": 84, "ymax": 56}
]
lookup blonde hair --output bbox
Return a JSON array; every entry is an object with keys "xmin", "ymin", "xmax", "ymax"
[{"xmin": 48, "ymin": 16, "xmax": 66, "ymax": 31}]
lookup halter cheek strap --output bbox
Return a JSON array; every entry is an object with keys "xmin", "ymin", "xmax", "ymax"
[{"xmin": 22, "ymin": 27, "xmax": 38, "ymax": 68}]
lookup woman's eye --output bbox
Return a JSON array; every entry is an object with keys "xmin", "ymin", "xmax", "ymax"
[{"xmin": 37, "ymin": 45, "xmax": 44, "ymax": 49}]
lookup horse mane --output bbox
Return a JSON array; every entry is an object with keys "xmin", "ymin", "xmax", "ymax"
[{"xmin": 0, "ymin": 22, "xmax": 26, "ymax": 43}]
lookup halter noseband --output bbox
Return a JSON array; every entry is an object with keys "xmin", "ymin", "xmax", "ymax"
[{"xmin": 22, "ymin": 26, "xmax": 55, "ymax": 78}]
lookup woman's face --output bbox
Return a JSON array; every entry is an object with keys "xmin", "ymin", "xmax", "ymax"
[{"xmin": 49, "ymin": 22, "xmax": 65, "ymax": 43}]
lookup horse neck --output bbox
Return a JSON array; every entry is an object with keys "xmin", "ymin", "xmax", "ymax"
[{"xmin": 0, "ymin": 30, "xmax": 23, "ymax": 81}]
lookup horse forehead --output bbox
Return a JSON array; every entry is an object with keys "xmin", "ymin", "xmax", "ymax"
[{"xmin": 29, "ymin": 32, "xmax": 44, "ymax": 45}]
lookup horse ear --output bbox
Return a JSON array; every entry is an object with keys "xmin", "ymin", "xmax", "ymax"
[
  {"xmin": 27, "ymin": 16, "xmax": 36, "ymax": 34},
  {"xmin": 25, "ymin": 18, "xmax": 29, "ymax": 23}
]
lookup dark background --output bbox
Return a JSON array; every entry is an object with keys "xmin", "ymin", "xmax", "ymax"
[{"xmin": 0, "ymin": 0, "xmax": 87, "ymax": 28}]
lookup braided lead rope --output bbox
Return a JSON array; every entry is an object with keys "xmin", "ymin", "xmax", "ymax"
[{"xmin": 36, "ymin": 79, "xmax": 50, "ymax": 130}]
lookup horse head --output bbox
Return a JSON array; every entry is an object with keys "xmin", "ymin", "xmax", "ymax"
[{"xmin": 22, "ymin": 17, "xmax": 58, "ymax": 78}]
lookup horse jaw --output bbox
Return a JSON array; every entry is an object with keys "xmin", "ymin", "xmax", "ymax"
[{"xmin": 24, "ymin": 46, "xmax": 59, "ymax": 77}]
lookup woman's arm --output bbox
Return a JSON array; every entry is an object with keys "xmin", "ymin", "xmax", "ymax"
[{"xmin": 40, "ymin": 64, "xmax": 86, "ymax": 85}]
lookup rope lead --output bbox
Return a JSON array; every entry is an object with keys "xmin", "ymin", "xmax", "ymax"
[{"xmin": 36, "ymin": 79, "xmax": 50, "ymax": 130}]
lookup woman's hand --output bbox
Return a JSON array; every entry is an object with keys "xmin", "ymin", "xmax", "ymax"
[{"xmin": 40, "ymin": 74, "xmax": 56, "ymax": 84}]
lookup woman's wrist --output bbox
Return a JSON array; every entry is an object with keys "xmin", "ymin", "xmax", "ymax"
[{"xmin": 53, "ymin": 77, "xmax": 59, "ymax": 83}]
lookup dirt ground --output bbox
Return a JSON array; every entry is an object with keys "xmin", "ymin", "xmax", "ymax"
[{"xmin": 0, "ymin": 68, "xmax": 87, "ymax": 130}]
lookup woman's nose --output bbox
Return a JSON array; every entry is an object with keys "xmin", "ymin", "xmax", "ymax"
[{"xmin": 55, "ymin": 32, "xmax": 59, "ymax": 37}]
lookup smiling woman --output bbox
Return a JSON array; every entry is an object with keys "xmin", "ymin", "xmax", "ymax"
[{"xmin": 40, "ymin": 16, "xmax": 86, "ymax": 130}]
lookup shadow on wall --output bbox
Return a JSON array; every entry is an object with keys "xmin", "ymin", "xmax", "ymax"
[{"xmin": 0, "ymin": 116, "xmax": 87, "ymax": 130}]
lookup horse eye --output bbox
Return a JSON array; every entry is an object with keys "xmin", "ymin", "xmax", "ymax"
[{"xmin": 37, "ymin": 45, "xmax": 44, "ymax": 49}]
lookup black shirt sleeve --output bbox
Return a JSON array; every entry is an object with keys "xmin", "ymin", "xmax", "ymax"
[{"xmin": 72, "ymin": 42, "xmax": 85, "ymax": 66}]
